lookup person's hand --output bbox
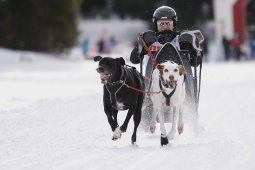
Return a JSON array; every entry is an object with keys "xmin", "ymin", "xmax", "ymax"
[
  {"xmin": 157, "ymin": 30, "xmax": 178, "ymax": 44},
  {"xmin": 139, "ymin": 30, "xmax": 157, "ymax": 46}
]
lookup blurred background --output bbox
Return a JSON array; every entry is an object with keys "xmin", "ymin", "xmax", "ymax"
[{"xmin": 0, "ymin": 0, "xmax": 254, "ymax": 62}]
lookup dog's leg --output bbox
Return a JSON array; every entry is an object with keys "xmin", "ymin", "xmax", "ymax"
[
  {"xmin": 104, "ymin": 105, "xmax": 121, "ymax": 140},
  {"xmin": 157, "ymin": 103, "xmax": 168, "ymax": 146},
  {"xmin": 112, "ymin": 109, "xmax": 119, "ymax": 127},
  {"xmin": 104, "ymin": 106, "xmax": 118, "ymax": 131},
  {"xmin": 112, "ymin": 109, "xmax": 122, "ymax": 140},
  {"xmin": 158, "ymin": 103, "xmax": 167, "ymax": 135},
  {"xmin": 131, "ymin": 94, "xmax": 143, "ymax": 145},
  {"xmin": 131, "ymin": 107, "xmax": 141, "ymax": 145},
  {"xmin": 178, "ymin": 107, "xmax": 184, "ymax": 134},
  {"xmin": 168, "ymin": 106, "xmax": 178, "ymax": 140},
  {"xmin": 120, "ymin": 107, "xmax": 135, "ymax": 133}
]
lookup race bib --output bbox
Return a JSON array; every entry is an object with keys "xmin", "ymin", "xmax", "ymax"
[{"xmin": 148, "ymin": 42, "xmax": 163, "ymax": 51}]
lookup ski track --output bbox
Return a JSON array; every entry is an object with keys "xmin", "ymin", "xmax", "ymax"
[{"xmin": 0, "ymin": 53, "xmax": 255, "ymax": 170}]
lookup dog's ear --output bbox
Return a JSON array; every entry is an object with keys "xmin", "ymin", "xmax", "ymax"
[
  {"xmin": 156, "ymin": 64, "xmax": 165, "ymax": 75},
  {"xmin": 117, "ymin": 57, "xmax": 125, "ymax": 65},
  {"xmin": 94, "ymin": 56, "xmax": 102, "ymax": 62},
  {"xmin": 178, "ymin": 65, "xmax": 186, "ymax": 76}
]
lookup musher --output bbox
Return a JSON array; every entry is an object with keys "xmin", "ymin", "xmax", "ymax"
[{"xmin": 130, "ymin": 6, "xmax": 204, "ymax": 130}]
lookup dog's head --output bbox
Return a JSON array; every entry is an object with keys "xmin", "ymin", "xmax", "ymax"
[
  {"xmin": 157, "ymin": 61, "xmax": 186, "ymax": 89},
  {"xmin": 94, "ymin": 56, "xmax": 125, "ymax": 84}
]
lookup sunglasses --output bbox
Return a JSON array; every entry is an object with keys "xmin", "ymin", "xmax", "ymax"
[{"xmin": 157, "ymin": 21, "xmax": 173, "ymax": 26}]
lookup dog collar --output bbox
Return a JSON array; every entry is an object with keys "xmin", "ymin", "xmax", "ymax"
[{"xmin": 106, "ymin": 66, "xmax": 126, "ymax": 86}]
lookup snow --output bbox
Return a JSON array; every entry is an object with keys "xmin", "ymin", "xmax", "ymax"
[{"xmin": 0, "ymin": 48, "xmax": 255, "ymax": 170}]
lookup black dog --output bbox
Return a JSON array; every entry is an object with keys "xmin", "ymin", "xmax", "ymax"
[{"xmin": 94, "ymin": 56, "xmax": 144, "ymax": 145}]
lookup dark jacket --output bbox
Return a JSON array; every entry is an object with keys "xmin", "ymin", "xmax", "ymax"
[
  {"xmin": 130, "ymin": 30, "xmax": 180, "ymax": 90},
  {"xmin": 130, "ymin": 30, "xmax": 179, "ymax": 64}
]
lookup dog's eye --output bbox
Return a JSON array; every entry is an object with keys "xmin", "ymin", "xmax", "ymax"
[
  {"xmin": 174, "ymin": 69, "xmax": 178, "ymax": 72},
  {"xmin": 164, "ymin": 69, "xmax": 168, "ymax": 72}
]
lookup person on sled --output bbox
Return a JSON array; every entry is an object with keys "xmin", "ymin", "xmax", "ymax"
[{"xmin": 129, "ymin": 6, "xmax": 204, "ymax": 130}]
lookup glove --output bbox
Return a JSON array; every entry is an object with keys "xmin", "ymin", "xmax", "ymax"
[
  {"xmin": 157, "ymin": 30, "xmax": 179, "ymax": 44},
  {"xmin": 139, "ymin": 30, "xmax": 157, "ymax": 46}
]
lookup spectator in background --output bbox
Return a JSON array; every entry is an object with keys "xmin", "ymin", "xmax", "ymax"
[
  {"xmin": 97, "ymin": 37, "xmax": 105, "ymax": 53},
  {"xmin": 98, "ymin": 37, "xmax": 110, "ymax": 53},
  {"xmin": 97, "ymin": 29, "xmax": 111, "ymax": 54},
  {"xmin": 81, "ymin": 38, "xmax": 89, "ymax": 56},
  {"xmin": 249, "ymin": 37, "xmax": 255, "ymax": 59},
  {"xmin": 222, "ymin": 35, "xmax": 230, "ymax": 61},
  {"xmin": 109, "ymin": 36, "xmax": 117, "ymax": 53},
  {"xmin": 229, "ymin": 36, "xmax": 241, "ymax": 60}
]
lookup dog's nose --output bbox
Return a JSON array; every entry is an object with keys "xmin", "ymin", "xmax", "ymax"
[
  {"xmin": 96, "ymin": 67, "xmax": 104, "ymax": 73},
  {"xmin": 169, "ymin": 75, "xmax": 174, "ymax": 80}
]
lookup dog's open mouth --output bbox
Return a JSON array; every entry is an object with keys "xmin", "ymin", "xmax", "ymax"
[
  {"xmin": 166, "ymin": 80, "xmax": 177, "ymax": 89},
  {"xmin": 99, "ymin": 72, "xmax": 112, "ymax": 84}
]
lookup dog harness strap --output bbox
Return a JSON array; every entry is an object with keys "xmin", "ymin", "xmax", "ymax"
[
  {"xmin": 159, "ymin": 79, "xmax": 176, "ymax": 106},
  {"xmin": 106, "ymin": 83, "xmax": 124, "ymax": 109},
  {"xmin": 105, "ymin": 67, "xmax": 126, "ymax": 109}
]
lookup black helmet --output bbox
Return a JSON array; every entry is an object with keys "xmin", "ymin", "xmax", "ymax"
[{"xmin": 152, "ymin": 6, "xmax": 177, "ymax": 31}]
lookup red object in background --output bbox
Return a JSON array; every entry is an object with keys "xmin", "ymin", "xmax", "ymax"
[
  {"xmin": 229, "ymin": 38, "xmax": 240, "ymax": 48},
  {"xmin": 233, "ymin": 0, "xmax": 249, "ymax": 44}
]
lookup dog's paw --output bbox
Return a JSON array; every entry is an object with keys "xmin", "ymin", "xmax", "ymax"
[
  {"xmin": 112, "ymin": 136, "xmax": 118, "ymax": 141},
  {"xmin": 178, "ymin": 125, "xmax": 184, "ymax": 134},
  {"xmin": 161, "ymin": 134, "xmax": 169, "ymax": 146},
  {"xmin": 120, "ymin": 125, "xmax": 127, "ymax": 133},
  {"xmin": 149, "ymin": 125, "xmax": 156, "ymax": 134},
  {"xmin": 112, "ymin": 127, "xmax": 122, "ymax": 141},
  {"xmin": 131, "ymin": 142, "xmax": 139, "ymax": 148}
]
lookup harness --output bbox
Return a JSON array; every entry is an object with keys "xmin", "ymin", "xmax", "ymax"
[
  {"xmin": 158, "ymin": 74, "xmax": 186, "ymax": 106},
  {"xmin": 159, "ymin": 76, "xmax": 176, "ymax": 106},
  {"xmin": 105, "ymin": 67, "xmax": 126, "ymax": 110}
]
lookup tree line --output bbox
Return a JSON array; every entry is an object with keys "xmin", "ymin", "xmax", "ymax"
[
  {"xmin": 81, "ymin": 0, "xmax": 213, "ymax": 30},
  {"xmin": 0, "ymin": 0, "xmax": 82, "ymax": 52},
  {"xmin": 0, "ymin": 0, "xmax": 213, "ymax": 52}
]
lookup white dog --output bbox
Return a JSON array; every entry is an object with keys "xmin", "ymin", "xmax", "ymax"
[{"xmin": 150, "ymin": 61, "xmax": 186, "ymax": 146}]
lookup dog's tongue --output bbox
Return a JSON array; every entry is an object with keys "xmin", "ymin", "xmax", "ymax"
[{"xmin": 169, "ymin": 81, "xmax": 177, "ymax": 89}]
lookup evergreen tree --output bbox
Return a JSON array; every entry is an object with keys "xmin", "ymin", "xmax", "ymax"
[{"xmin": 0, "ymin": 0, "xmax": 82, "ymax": 52}]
